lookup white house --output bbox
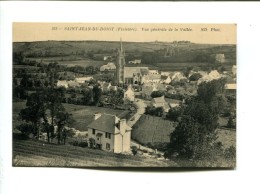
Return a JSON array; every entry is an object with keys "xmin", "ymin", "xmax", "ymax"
[
  {"xmin": 215, "ymin": 54, "xmax": 225, "ymax": 63},
  {"xmin": 161, "ymin": 71, "xmax": 171, "ymax": 76},
  {"xmin": 225, "ymin": 83, "xmax": 236, "ymax": 94},
  {"xmin": 171, "ymin": 72, "xmax": 186, "ymax": 81},
  {"xmin": 75, "ymin": 77, "xmax": 94, "ymax": 84},
  {"xmin": 129, "ymin": 59, "xmax": 141, "ymax": 64},
  {"xmin": 104, "ymin": 56, "xmax": 112, "ymax": 61},
  {"xmin": 232, "ymin": 65, "xmax": 237, "ymax": 76},
  {"xmin": 124, "ymin": 85, "xmax": 135, "ymax": 102},
  {"xmin": 87, "ymin": 113, "xmax": 132, "ymax": 153},
  {"xmin": 100, "ymin": 62, "xmax": 116, "ymax": 72},
  {"xmin": 149, "ymin": 70, "xmax": 159, "ymax": 75},
  {"xmin": 57, "ymin": 80, "xmax": 68, "ymax": 88},
  {"xmin": 142, "ymin": 74, "xmax": 161, "ymax": 84},
  {"xmin": 67, "ymin": 80, "xmax": 80, "ymax": 88},
  {"xmin": 197, "ymin": 70, "xmax": 222, "ymax": 85},
  {"xmin": 151, "ymin": 96, "xmax": 170, "ymax": 112}
]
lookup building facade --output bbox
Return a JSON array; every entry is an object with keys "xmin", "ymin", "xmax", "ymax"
[{"xmin": 87, "ymin": 113, "xmax": 131, "ymax": 153}]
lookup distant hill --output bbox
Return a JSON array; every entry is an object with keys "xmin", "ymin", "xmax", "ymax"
[
  {"xmin": 13, "ymin": 40, "xmax": 236, "ymax": 70},
  {"xmin": 13, "ymin": 40, "xmax": 236, "ymax": 55}
]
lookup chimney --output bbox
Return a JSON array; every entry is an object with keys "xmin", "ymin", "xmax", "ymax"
[
  {"xmin": 94, "ymin": 113, "xmax": 101, "ymax": 120},
  {"xmin": 119, "ymin": 119, "xmax": 127, "ymax": 134}
]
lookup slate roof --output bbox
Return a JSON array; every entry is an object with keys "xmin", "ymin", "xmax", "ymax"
[
  {"xmin": 153, "ymin": 96, "xmax": 166, "ymax": 104},
  {"xmin": 124, "ymin": 67, "xmax": 149, "ymax": 78},
  {"xmin": 88, "ymin": 114, "xmax": 116, "ymax": 134}
]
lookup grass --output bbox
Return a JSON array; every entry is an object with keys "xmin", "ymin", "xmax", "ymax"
[
  {"xmin": 13, "ymin": 137, "xmax": 178, "ymax": 167},
  {"xmin": 63, "ymin": 103, "xmax": 123, "ymax": 131},
  {"xmin": 132, "ymin": 115, "xmax": 175, "ymax": 145}
]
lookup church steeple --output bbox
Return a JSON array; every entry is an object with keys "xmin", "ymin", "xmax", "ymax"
[
  {"xmin": 120, "ymin": 38, "xmax": 123, "ymax": 52},
  {"xmin": 116, "ymin": 38, "xmax": 125, "ymax": 84}
]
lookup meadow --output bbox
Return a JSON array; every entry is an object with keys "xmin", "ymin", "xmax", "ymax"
[
  {"xmin": 13, "ymin": 137, "xmax": 177, "ymax": 167},
  {"xmin": 132, "ymin": 115, "xmax": 175, "ymax": 145}
]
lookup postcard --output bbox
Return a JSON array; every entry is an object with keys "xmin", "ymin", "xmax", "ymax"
[{"xmin": 12, "ymin": 23, "xmax": 236, "ymax": 167}]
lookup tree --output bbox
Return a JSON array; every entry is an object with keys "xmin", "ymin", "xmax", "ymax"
[
  {"xmin": 19, "ymin": 92, "xmax": 46, "ymax": 139},
  {"xmin": 168, "ymin": 79, "xmax": 226, "ymax": 160},
  {"xmin": 45, "ymin": 87, "xmax": 65, "ymax": 142},
  {"xmin": 189, "ymin": 73, "xmax": 202, "ymax": 82},
  {"xmin": 227, "ymin": 116, "xmax": 236, "ymax": 129},
  {"xmin": 82, "ymin": 89, "xmax": 94, "ymax": 105},
  {"xmin": 166, "ymin": 107, "xmax": 183, "ymax": 122},
  {"xmin": 55, "ymin": 112, "xmax": 74, "ymax": 144},
  {"xmin": 92, "ymin": 85, "xmax": 102, "ymax": 105},
  {"xmin": 151, "ymin": 91, "xmax": 165, "ymax": 98}
]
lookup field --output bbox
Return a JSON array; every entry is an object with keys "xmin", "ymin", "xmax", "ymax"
[
  {"xmin": 13, "ymin": 137, "xmax": 177, "ymax": 167},
  {"xmin": 28, "ymin": 57, "xmax": 105, "ymax": 68},
  {"xmin": 132, "ymin": 115, "xmax": 236, "ymax": 150},
  {"xmin": 63, "ymin": 103, "xmax": 123, "ymax": 131},
  {"xmin": 132, "ymin": 115, "xmax": 175, "ymax": 145},
  {"xmin": 156, "ymin": 62, "xmax": 233, "ymax": 71},
  {"xmin": 13, "ymin": 101, "xmax": 124, "ymax": 131}
]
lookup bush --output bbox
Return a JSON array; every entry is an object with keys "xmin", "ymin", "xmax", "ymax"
[
  {"xmin": 72, "ymin": 141, "xmax": 79, "ymax": 146},
  {"xmin": 78, "ymin": 141, "xmax": 88, "ymax": 148},
  {"xmin": 17, "ymin": 123, "xmax": 35, "ymax": 136},
  {"xmin": 131, "ymin": 146, "xmax": 138, "ymax": 156}
]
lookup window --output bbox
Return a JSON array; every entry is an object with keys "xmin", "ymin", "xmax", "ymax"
[
  {"xmin": 106, "ymin": 143, "xmax": 110, "ymax": 150},
  {"xmin": 92, "ymin": 129, "xmax": 95, "ymax": 135},
  {"xmin": 105, "ymin": 132, "xmax": 111, "ymax": 139}
]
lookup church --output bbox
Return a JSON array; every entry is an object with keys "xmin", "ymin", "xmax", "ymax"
[{"xmin": 115, "ymin": 39, "xmax": 149, "ymax": 85}]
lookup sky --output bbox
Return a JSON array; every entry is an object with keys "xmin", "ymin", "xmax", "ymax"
[{"xmin": 13, "ymin": 23, "xmax": 236, "ymax": 44}]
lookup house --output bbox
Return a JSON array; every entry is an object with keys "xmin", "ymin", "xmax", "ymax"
[
  {"xmin": 151, "ymin": 96, "xmax": 170, "ymax": 112},
  {"xmin": 142, "ymin": 74, "xmax": 161, "ymax": 84},
  {"xmin": 197, "ymin": 70, "xmax": 222, "ymax": 85},
  {"xmin": 57, "ymin": 80, "xmax": 68, "ymax": 88},
  {"xmin": 87, "ymin": 113, "xmax": 132, "ymax": 153},
  {"xmin": 215, "ymin": 54, "xmax": 225, "ymax": 63},
  {"xmin": 161, "ymin": 75, "xmax": 172, "ymax": 84},
  {"xmin": 75, "ymin": 77, "xmax": 94, "ymax": 84},
  {"xmin": 149, "ymin": 70, "xmax": 159, "ymax": 75},
  {"xmin": 141, "ymin": 83, "xmax": 158, "ymax": 99},
  {"xmin": 100, "ymin": 62, "xmax": 116, "ymax": 72},
  {"xmin": 165, "ymin": 98, "xmax": 181, "ymax": 108},
  {"xmin": 67, "ymin": 80, "xmax": 80, "ymax": 88},
  {"xmin": 232, "ymin": 65, "xmax": 237, "ymax": 76},
  {"xmin": 171, "ymin": 72, "xmax": 186, "ymax": 81},
  {"xmin": 225, "ymin": 83, "xmax": 236, "ymax": 94},
  {"xmin": 124, "ymin": 85, "xmax": 135, "ymax": 102},
  {"xmin": 100, "ymin": 82, "xmax": 112, "ymax": 91},
  {"xmin": 104, "ymin": 56, "xmax": 112, "ymax": 61},
  {"xmin": 129, "ymin": 59, "xmax": 141, "ymax": 64},
  {"xmin": 161, "ymin": 71, "xmax": 171, "ymax": 76}
]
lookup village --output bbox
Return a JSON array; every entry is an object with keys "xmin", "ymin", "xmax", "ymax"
[{"xmin": 12, "ymin": 39, "xmax": 236, "ymax": 166}]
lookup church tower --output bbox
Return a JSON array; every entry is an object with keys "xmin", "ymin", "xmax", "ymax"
[{"xmin": 116, "ymin": 38, "xmax": 125, "ymax": 84}]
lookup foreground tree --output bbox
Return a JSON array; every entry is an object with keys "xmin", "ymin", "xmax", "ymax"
[
  {"xmin": 55, "ymin": 112, "xmax": 74, "ymax": 144},
  {"xmin": 19, "ymin": 92, "xmax": 46, "ymax": 139},
  {"xmin": 167, "ymin": 79, "xmax": 226, "ymax": 160}
]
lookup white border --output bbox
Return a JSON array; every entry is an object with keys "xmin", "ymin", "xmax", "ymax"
[{"xmin": 1, "ymin": 2, "xmax": 260, "ymax": 194}]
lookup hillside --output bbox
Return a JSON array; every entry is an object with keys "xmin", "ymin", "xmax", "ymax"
[
  {"xmin": 13, "ymin": 40, "xmax": 235, "ymax": 57},
  {"xmin": 13, "ymin": 137, "xmax": 178, "ymax": 167}
]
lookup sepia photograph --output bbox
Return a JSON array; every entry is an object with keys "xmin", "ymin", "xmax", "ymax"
[{"xmin": 12, "ymin": 23, "xmax": 236, "ymax": 168}]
